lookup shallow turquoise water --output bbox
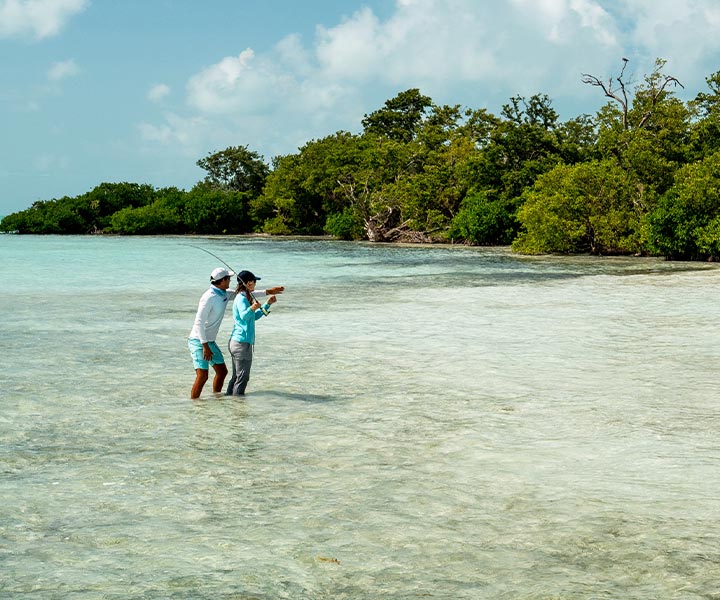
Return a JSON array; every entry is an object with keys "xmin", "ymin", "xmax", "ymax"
[{"xmin": 2, "ymin": 235, "xmax": 720, "ymax": 598}]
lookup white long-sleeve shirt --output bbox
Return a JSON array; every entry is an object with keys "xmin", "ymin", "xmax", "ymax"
[
  {"xmin": 188, "ymin": 285, "xmax": 268, "ymax": 343},
  {"xmin": 188, "ymin": 286, "xmax": 233, "ymax": 343}
]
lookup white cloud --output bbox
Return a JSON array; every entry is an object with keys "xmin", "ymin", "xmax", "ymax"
[
  {"xmin": 315, "ymin": 7, "xmax": 383, "ymax": 80},
  {"xmin": 308, "ymin": 0, "xmax": 617, "ymax": 99},
  {"xmin": 614, "ymin": 0, "xmax": 720, "ymax": 75},
  {"xmin": 47, "ymin": 58, "xmax": 79, "ymax": 81},
  {"xmin": 148, "ymin": 83, "xmax": 171, "ymax": 102},
  {"xmin": 706, "ymin": 4, "xmax": 720, "ymax": 27},
  {"xmin": 508, "ymin": 0, "xmax": 617, "ymax": 46},
  {"xmin": 275, "ymin": 33, "xmax": 313, "ymax": 75},
  {"xmin": 140, "ymin": 0, "xmax": 720, "ymax": 161},
  {"xmin": 313, "ymin": 3, "xmax": 505, "ymax": 85},
  {"xmin": 0, "ymin": 0, "xmax": 89, "ymax": 39},
  {"xmin": 570, "ymin": 0, "xmax": 615, "ymax": 45},
  {"xmin": 138, "ymin": 112, "xmax": 211, "ymax": 156},
  {"xmin": 187, "ymin": 48, "xmax": 303, "ymax": 115},
  {"xmin": 186, "ymin": 48, "xmax": 256, "ymax": 113}
]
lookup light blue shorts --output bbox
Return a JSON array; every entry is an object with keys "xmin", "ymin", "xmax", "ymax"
[{"xmin": 187, "ymin": 338, "xmax": 225, "ymax": 370}]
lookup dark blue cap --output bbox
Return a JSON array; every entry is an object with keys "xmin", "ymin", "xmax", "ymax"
[{"xmin": 237, "ymin": 270, "xmax": 260, "ymax": 283}]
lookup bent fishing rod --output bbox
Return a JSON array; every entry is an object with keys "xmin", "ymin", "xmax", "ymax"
[{"xmin": 182, "ymin": 244, "xmax": 269, "ymax": 315}]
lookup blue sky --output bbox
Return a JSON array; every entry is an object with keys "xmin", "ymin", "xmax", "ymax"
[{"xmin": 2, "ymin": 0, "xmax": 719, "ymax": 216}]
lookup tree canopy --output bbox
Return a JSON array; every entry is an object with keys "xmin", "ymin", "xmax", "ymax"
[{"xmin": 3, "ymin": 59, "xmax": 719, "ymax": 261}]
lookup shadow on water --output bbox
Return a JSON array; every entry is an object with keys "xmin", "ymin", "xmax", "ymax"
[{"xmin": 252, "ymin": 390, "xmax": 342, "ymax": 403}]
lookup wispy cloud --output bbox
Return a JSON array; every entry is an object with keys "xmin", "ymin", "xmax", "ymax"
[
  {"xmin": 47, "ymin": 58, "xmax": 80, "ymax": 81},
  {"xmin": 147, "ymin": 83, "xmax": 171, "ymax": 102},
  {"xmin": 0, "ymin": 0, "xmax": 89, "ymax": 40},
  {"xmin": 137, "ymin": 112, "xmax": 210, "ymax": 156},
  {"xmin": 33, "ymin": 152, "xmax": 70, "ymax": 172}
]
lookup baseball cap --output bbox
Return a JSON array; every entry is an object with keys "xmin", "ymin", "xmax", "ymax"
[
  {"xmin": 237, "ymin": 270, "xmax": 261, "ymax": 282},
  {"xmin": 210, "ymin": 267, "xmax": 235, "ymax": 282}
]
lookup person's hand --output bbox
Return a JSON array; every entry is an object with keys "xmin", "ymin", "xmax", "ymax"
[
  {"xmin": 202, "ymin": 345, "xmax": 213, "ymax": 361},
  {"xmin": 266, "ymin": 286, "xmax": 285, "ymax": 294},
  {"xmin": 251, "ymin": 300, "xmax": 261, "ymax": 310},
  {"xmin": 268, "ymin": 295, "xmax": 277, "ymax": 305}
]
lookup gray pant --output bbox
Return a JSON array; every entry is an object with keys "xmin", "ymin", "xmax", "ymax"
[{"xmin": 225, "ymin": 341, "xmax": 253, "ymax": 396}]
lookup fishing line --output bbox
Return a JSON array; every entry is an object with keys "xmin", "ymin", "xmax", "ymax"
[
  {"xmin": 182, "ymin": 243, "xmax": 269, "ymax": 315},
  {"xmin": 181, "ymin": 243, "xmax": 236, "ymax": 273}
]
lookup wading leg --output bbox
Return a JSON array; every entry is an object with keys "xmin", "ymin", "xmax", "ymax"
[
  {"xmin": 227, "ymin": 341, "xmax": 253, "ymax": 396},
  {"xmin": 212, "ymin": 362, "xmax": 228, "ymax": 393},
  {"xmin": 191, "ymin": 368, "xmax": 209, "ymax": 400}
]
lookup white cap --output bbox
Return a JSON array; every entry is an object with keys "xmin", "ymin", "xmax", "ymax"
[{"xmin": 210, "ymin": 267, "xmax": 235, "ymax": 282}]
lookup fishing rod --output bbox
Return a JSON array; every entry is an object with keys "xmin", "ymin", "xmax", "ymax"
[{"xmin": 182, "ymin": 244, "xmax": 269, "ymax": 315}]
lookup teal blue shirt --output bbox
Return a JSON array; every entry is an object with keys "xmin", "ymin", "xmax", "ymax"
[{"xmin": 229, "ymin": 293, "xmax": 270, "ymax": 344}]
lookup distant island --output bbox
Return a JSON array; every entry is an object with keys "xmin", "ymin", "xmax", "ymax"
[{"xmin": 3, "ymin": 59, "xmax": 720, "ymax": 261}]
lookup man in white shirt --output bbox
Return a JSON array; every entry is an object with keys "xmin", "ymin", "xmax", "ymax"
[{"xmin": 187, "ymin": 267, "xmax": 235, "ymax": 399}]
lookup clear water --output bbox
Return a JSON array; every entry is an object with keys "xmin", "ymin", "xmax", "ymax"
[{"xmin": 2, "ymin": 235, "xmax": 720, "ymax": 599}]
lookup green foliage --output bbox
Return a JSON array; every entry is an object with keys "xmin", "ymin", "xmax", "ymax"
[
  {"xmin": 361, "ymin": 88, "xmax": 433, "ymax": 142},
  {"xmin": 3, "ymin": 65, "xmax": 720, "ymax": 261},
  {"xmin": 261, "ymin": 215, "xmax": 292, "ymax": 235},
  {"xmin": 0, "ymin": 198, "xmax": 87, "ymax": 233},
  {"xmin": 556, "ymin": 114, "xmax": 599, "ymax": 164},
  {"xmin": 74, "ymin": 182, "xmax": 157, "ymax": 232},
  {"xmin": 514, "ymin": 161, "xmax": 642, "ymax": 255},
  {"xmin": 688, "ymin": 71, "xmax": 720, "ymax": 159},
  {"xmin": 183, "ymin": 184, "xmax": 254, "ymax": 234},
  {"xmin": 0, "ymin": 179, "xmax": 261, "ymax": 235},
  {"xmin": 464, "ymin": 94, "xmax": 566, "ymax": 215},
  {"xmin": 645, "ymin": 151, "xmax": 720, "ymax": 259},
  {"xmin": 448, "ymin": 190, "xmax": 517, "ymax": 245},
  {"xmin": 196, "ymin": 145, "xmax": 269, "ymax": 195},
  {"xmin": 248, "ymin": 194, "xmax": 277, "ymax": 231},
  {"xmin": 384, "ymin": 108, "xmax": 475, "ymax": 234},
  {"xmin": 696, "ymin": 217, "xmax": 720, "ymax": 258},
  {"xmin": 0, "ymin": 182, "xmax": 155, "ymax": 234},
  {"xmin": 259, "ymin": 134, "xmax": 361, "ymax": 234},
  {"xmin": 108, "ymin": 203, "xmax": 183, "ymax": 235},
  {"xmin": 502, "ymin": 94, "xmax": 558, "ymax": 128},
  {"xmin": 259, "ymin": 152, "xmax": 323, "ymax": 235},
  {"xmin": 324, "ymin": 207, "xmax": 365, "ymax": 240},
  {"xmin": 259, "ymin": 132, "xmax": 407, "ymax": 236},
  {"xmin": 596, "ymin": 59, "xmax": 692, "ymax": 196},
  {"xmin": 693, "ymin": 70, "xmax": 720, "ymax": 118},
  {"xmin": 105, "ymin": 185, "xmax": 187, "ymax": 234}
]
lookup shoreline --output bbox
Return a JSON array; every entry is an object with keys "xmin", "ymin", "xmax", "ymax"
[{"xmin": 5, "ymin": 231, "xmax": 720, "ymax": 265}]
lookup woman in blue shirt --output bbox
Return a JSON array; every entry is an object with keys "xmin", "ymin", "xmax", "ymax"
[{"xmin": 225, "ymin": 270, "xmax": 277, "ymax": 396}]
